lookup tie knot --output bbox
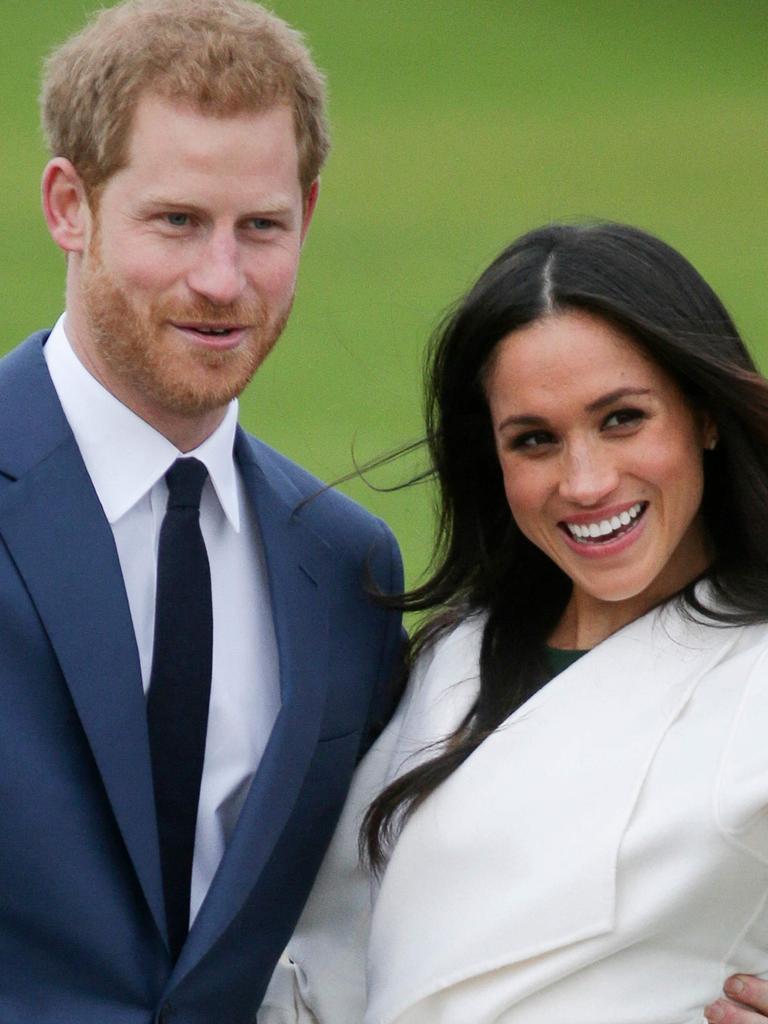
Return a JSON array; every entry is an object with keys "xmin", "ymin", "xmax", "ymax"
[{"xmin": 165, "ymin": 458, "xmax": 208, "ymax": 510}]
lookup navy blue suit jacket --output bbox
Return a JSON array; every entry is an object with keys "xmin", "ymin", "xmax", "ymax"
[{"xmin": 0, "ymin": 332, "xmax": 404, "ymax": 1023}]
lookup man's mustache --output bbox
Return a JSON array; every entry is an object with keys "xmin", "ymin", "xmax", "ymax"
[{"xmin": 156, "ymin": 299, "xmax": 266, "ymax": 327}]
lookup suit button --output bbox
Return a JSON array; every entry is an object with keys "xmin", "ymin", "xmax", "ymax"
[{"xmin": 157, "ymin": 1003, "xmax": 174, "ymax": 1023}]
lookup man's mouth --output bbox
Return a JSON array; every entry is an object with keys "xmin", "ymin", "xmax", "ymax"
[
  {"xmin": 560, "ymin": 501, "xmax": 648, "ymax": 545},
  {"xmin": 172, "ymin": 323, "xmax": 244, "ymax": 336},
  {"xmin": 169, "ymin": 322, "xmax": 250, "ymax": 349}
]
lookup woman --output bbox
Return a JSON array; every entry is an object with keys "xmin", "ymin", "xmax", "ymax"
[{"xmin": 259, "ymin": 223, "xmax": 768, "ymax": 1023}]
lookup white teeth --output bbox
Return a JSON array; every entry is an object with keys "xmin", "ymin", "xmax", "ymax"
[{"xmin": 565, "ymin": 503, "xmax": 645, "ymax": 542}]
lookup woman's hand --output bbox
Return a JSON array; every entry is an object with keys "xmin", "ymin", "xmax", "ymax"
[{"xmin": 705, "ymin": 976, "xmax": 768, "ymax": 1022}]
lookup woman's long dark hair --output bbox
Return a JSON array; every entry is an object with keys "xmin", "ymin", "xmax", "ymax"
[{"xmin": 364, "ymin": 221, "xmax": 768, "ymax": 869}]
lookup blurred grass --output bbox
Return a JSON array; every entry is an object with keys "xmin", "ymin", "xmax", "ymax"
[{"xmin": 1, "ymin": 0, "xmax": 766, "ymax": 587}]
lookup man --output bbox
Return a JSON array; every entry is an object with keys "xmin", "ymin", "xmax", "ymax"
[{"xmin": 0, "ymin": 0, "xmax": 402, "ymax": 1020}]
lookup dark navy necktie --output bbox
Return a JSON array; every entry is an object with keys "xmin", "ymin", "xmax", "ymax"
[{"xmin": 147, "ymin": 457, "xmax": 213, "ymax": 962}]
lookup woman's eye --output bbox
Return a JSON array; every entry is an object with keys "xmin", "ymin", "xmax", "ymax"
[
  {"xmin": 512, "ymin": 430, "xmax": 555, "ymax": 450},
  {"xmin": 603, "ymin": 408, "xmax": 644, "ymax": 429}
]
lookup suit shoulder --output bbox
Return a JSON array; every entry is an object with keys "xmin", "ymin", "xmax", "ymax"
[
  {"xmin": 0, "ymin": 330, "xmax": 51, "ymax": 384},
  {"xmin": 239, "ymin": 431, "xmax": 401, "ymax": 558}
]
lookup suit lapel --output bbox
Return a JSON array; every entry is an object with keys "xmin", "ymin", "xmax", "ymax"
[
  {"xmin": 177, "ymin": 431, "xmax": 332, "ymax": 973},
  {"xmin": 0, "ymin": 335, "xmax": 166, "ymax": 939}
]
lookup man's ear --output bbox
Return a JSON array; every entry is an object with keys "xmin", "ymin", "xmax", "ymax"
[
  {"xmin": 300, "ymin": 178, "xmax": 319, "ymax": 245},
  {"xmin": 41, "ymin": 158, "xmax": 91, "ymax": 254}
]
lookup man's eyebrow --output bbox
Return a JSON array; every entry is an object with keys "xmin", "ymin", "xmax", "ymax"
[
  {"xmin": 134, "ymin": 197, "xmax": 205, "ymax": 215},
  {"xmin": 496, "ymin": 387, "xmax": 653, "ymax": 432},
  {"xmin": 134, "ymin": 195, "xmax": 296, "ymax": 216}
]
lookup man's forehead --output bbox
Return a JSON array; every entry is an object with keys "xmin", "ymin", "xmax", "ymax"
[
  {"xmin": 113, "ymin": 95, "xmax": 302, "ymax": 190},
  {"xmin": 126, "ymin": 92, "xmax": 294, "ymax": 139}
]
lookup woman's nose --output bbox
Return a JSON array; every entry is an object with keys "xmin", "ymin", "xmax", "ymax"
[{"xmin": 558, "ymin": 444, "xmax": 619, "ymax": 506}]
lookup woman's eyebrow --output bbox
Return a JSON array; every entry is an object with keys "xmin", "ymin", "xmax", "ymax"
[
  {"xmin": 496, "ymin": 387, "xmax": 653, "ymax": 432},
  {"xmin": 585, "ymin": 387, "xmax": 652, "ymax": 413}
]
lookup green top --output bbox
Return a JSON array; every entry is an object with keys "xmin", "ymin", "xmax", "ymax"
[{"xmin": 545, "ymin": 645, "xmax": 588, "ymax": 677}]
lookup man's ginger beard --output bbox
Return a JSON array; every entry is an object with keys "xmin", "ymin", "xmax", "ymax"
[{"xmin": 79, "ymin": 222, "xmax": 291, "ymax": 417}]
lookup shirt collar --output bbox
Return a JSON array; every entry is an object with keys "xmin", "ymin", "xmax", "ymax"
[{"xmin": 44, "ymin": 314, "xmax": 241, "ymax": 531}]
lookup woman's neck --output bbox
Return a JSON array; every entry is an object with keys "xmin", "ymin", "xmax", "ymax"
[
  {"xmin": 548, "ymin": 596, "xmax": 648, "ymax": 650},
  {"xmin": 549, "ymin": 532, "xmax": 712, "ymax": 650}
]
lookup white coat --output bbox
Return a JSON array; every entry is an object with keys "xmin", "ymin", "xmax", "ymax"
[{"xmin": 259, "ymin": 597, "xmax": 768, "ymax": 1023}]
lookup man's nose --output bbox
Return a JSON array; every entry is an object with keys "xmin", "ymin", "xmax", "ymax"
[
  {"xmin": 186, "ymin": 231, "xmax": 245, "ymax": 306},
  {"xmin": 558, "ymin": 443, "xmax": 619, "ymax": 506}
]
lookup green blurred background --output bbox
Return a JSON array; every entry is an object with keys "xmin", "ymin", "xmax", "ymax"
[{"xmin": 2, "ymin": 1, "xmax": 766, "ymax": 587}]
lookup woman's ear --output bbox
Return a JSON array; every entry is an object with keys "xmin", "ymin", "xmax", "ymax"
[
  {"xmin": 699, "ymin": 410, "xmax": 718, "ymax": 451},
  {"xmin": 41, "ymin": 158, "xmax": 91, "ymax": 254}
]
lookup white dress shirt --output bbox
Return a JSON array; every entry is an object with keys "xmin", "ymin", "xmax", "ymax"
[{"xmin": 45, "ymin": 314, "xmax": 280, "ymax": 923}]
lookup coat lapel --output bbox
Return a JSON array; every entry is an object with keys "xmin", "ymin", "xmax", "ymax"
[
  {"xmin": 0, "ymin": 335, "xmax": 166, "ymax": 939},
  {"xmin": 177, "ymin": 430, "xmax": 332, "ymax": 973}
]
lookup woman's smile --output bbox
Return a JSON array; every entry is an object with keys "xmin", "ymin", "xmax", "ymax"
[{"xmin": 559, "ymin": 500, "xmax": 648, "ymax": 554}]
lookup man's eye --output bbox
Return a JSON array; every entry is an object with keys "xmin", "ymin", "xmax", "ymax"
[
  {"xmin": 603, "ymin": 408, "xmax": 645, "ymax": 429},
  {"xmin": 249, "ymin": 217, "xmax": 275, "ymax": 230},
  {"xmin": 165, "ymin": 213, "xmax": 190, "ymax": 227}
]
